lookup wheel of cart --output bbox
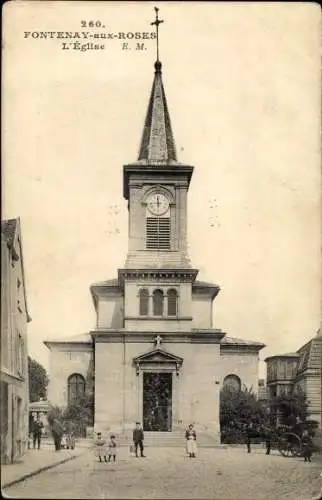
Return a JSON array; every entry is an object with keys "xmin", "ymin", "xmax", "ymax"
[{"xmin": 277, "ymin": 432, "xmax": 302, "ymax": 457}]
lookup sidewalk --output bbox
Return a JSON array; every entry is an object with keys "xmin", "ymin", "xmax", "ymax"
[{"xmin": 1, "ymin": 439, "xmax": 91, "ymax": 489}]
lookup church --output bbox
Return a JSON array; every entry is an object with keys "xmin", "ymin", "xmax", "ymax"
[{"xmin": 45, "ymin": 17, "xmax": 265, "ymax": 443}]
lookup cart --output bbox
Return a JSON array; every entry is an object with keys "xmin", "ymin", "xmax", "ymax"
[{"xmin": 277, "ymin": 431, "xmax": 302, "ymax": 457}]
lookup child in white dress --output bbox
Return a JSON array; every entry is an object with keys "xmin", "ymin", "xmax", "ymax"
[
  {"xmin": 185, "ymin": 424, "xmax": 197, "ymax": 458},
  {"xmin": 107, "ymin": 435, "xmax": 117, "ymax": 463}
]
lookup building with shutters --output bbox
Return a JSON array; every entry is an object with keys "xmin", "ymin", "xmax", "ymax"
[
  {"xmin": 1, "ymin": 218, "xmax": 31, "ymax": 463},
  {"xmin": 265, "ymin": 330, "xmax": 322, "ymax": 427}
]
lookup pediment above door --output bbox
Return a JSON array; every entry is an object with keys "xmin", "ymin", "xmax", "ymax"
[{"xmin": 133, "ymin": 347, "xmax": 183, "ymax": 375}]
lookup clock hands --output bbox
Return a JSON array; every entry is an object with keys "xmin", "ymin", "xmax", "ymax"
[{"xmin": 148, "ymin": 194, "xmax": 168, "ymax": 215}]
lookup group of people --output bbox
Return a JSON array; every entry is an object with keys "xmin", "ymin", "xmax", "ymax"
[
  {"xmin": 94, "ymin": 422, "xmax": 145, "ymax": 463},
  {"xmin": 94, "ymin": 433, "xmax": 117, "ymax": 463},
  {"xmin": 94, "ymin": 422, "xmax": 199, "ymax": 462}
]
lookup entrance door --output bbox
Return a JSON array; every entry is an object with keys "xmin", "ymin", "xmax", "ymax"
[{"xmin": 143, "ymin": 373, "xmax": 172, "ymax": 431}]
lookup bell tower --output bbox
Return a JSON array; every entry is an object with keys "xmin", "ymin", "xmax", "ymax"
[
  {"xmin": 122, "ymin": 16, "xmax": 195, "ymax": 271},
  {"xmin": 119, "ymin": 8, "xmax": 199, "ymax": 332}
]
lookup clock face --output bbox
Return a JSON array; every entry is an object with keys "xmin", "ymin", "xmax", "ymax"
[{"xmin": 147, "ymin": 193, "xmax": 170, "ymax": 216}]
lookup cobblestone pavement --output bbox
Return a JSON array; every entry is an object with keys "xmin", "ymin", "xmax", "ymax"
[
  {"xmin": 3, "ymin": 447, "xmax": 322, "ymax": 499},
  {"xmin": 2, "ymin": 439, "xmax": 90, "ymax": 488}
]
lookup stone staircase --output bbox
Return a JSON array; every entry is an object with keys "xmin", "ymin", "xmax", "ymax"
[{"xmin": 115, "ymin": 430, "xmax": 221, "ymax": 448}]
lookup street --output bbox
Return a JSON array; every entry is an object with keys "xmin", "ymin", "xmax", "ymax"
[{"xmin": 3, "ymin": 446, "xmax": 322, "ymax": 499}]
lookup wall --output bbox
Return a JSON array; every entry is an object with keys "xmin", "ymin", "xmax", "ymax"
[
  {"xmin": 94, "ymin": 342, "xmax": 124, "ymax": 432},
  {"xmin": 97, "ymin": 295, "xmax": 123, "ymax": 329},
  {"xmin": 219, "ymin": 349, "xmax": 260, "ymax": 394},
  {"xmin": 304, "ymin": 373, "xmax": 321, "ymax": 426},
  {"xmin": 125, "ymin": 319, "xmax": 193, "ymax": 332},
  {"xmin": 191, "ymin": 295, "xmax": 212, "ymax": 329},
  {"xmin": 47, "ymin": 345, "xmax": 92, "ymax": 407}
]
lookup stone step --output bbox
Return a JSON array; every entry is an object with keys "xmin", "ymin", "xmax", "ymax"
[{"xmin": 114, "ymin": 431, "xmax": 220, "ymax": 448}]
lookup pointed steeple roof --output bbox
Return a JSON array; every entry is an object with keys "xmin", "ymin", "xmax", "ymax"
[{"xmin": 137, "ymin": 61, "xmax": 177, "ymax": 165}]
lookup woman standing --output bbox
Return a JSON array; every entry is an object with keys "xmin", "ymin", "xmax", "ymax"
[{"xmin": 185, "ymin": 424, "xmax": 197, "ymax": 458}]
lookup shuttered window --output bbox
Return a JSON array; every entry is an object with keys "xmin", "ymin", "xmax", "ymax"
[
  {"xmin": 68, "ymin": 374, "xmax": 85, "ymax": 404},
  {"xmin": 167, "ymin": 289, "xmax": 178, "ymax": 316},
  {"xmin": 146, "ymin": 217, "xmax": 170, "ymax": 250},
  {"xmin": 139, "ymin": 289, "xmax": 149, "ymax": 316}
]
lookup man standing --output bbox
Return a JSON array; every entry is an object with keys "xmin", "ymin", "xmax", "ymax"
[
  {"xmin": 133, "ymin": 422, "xmax": 145, "ymax": 458},
  {"xmin": 264, "ymin": 425, "xmax": 272, "ymax": 455},
  {"xmin": 51, "ymin": 418, "xmax": 64, "ymax": 451},
  {"xmin": 32, "ymin": 416, "xmax": 43, "ymax": 450},
  {"xmin": 245, "ymin": 423, "xmax": 252, "ymax": 454},
  {"xmin": 302, "ymin": 430, "xmax": 313, "ymax": 462}
]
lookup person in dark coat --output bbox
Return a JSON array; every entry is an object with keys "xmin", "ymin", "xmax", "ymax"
[
  {"xmin": 32, "ymin": 417, "xmax": 44, "ymax": 450},
  {"xmin": 302, "ymin": 430, "xmax": 313, "ymax": 462},
  {"xmin": 51, "ymin": 418, "xmax": 64, "ymax": 451},
  {"xmin": 264, "ymin": 426, "xmax": 272, "ymax": 455},
  {"xmin": 245, "ymin": 424, "xmax": 253, "ymax": 453},
  {"xmin": 133, "ymin": 422, "xmax": 145, "ymax": 458}
]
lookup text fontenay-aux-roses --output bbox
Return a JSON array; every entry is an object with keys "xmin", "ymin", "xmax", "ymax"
[{"xmin": 23, "ymin": 30, "xmax": 156, "ymax": 52}]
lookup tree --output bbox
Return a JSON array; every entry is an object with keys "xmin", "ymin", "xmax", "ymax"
[
  {"xmin": 28, "ymin": 356, "xmax": 49, "ymax": 402},
  {"xmin": 47, "ymin": 405, "xmax": 65, "ymax": 450},
  {"xmin": 63, "ymin": 394, "xmax": 94, "ymax": 437},
  {"xmin": 269, "ymin": 387, "xmax": 317, "ymax": 430},
  {"xmin": 220, "ymin": 385, "xmax": 268, "ymax": 443}
]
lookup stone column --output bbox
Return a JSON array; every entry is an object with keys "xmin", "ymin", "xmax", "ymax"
[{"xmin": 137, "ymin": 371, "xmax": 143, "ymax": 424}]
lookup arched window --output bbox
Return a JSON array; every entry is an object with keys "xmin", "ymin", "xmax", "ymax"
[
  {"xmin": 167, "ymin": 289, "xmax": 178, "ymax": 316},
  {"xmin": 67, "ymin": 373, "xmax": 85, "ymax": 404},
  {"xmin": 153, "ymin": 289, "xmax": 164, "ymax": 316},
  {"xmin": 223, "ymin": 374, "xmax": 241, "ymax": 392},
  {"xmin": 139, "ymin": 288, "xmax": 149, "ymax": 316}
]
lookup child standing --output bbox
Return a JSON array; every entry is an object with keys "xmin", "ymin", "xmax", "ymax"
[
  {"xmin": 107, "ymin": 434, "xmax": 117, "ymax": 463},
  {"xmin": 185, "ymin": 424, "xmax": 197, "ymax": 458},
  {"xmin": 94, "ymin": 432, "xmax": 107, "ymax": 463}
]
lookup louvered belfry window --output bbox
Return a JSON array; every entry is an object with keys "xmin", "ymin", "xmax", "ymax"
[{"xmin": 146, "ymin": 217, "xmax": 170, "ymax": 250}]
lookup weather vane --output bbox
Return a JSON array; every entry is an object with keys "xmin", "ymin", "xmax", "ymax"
[{"xmin": 151, "ymin": 6, "xmax": 164, "ymax": 62}]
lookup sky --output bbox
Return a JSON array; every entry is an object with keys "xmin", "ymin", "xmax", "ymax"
[{"xmin": 3, "ymin": 1, "xmax": 321, "ymax": 379}]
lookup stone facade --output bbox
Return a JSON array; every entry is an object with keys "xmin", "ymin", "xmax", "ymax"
[
  {"xmin": 46, "ymin": 332, "xmax": 262, "ymax": 441},
  {"xmin": 1, "ymin": 218, "xmax": 31, "ymax": 464},
  {"xmin": 44, "ymin": 58, "xmax": 265, "ymax": 442},
  {"xmin": 265, "ymin": 330, "xmax": 322, "ymax": 427}
]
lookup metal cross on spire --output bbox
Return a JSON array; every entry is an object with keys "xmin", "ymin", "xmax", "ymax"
[{"xmin": 151, "ymin": 6, "xmax": 164, "ymax": 62}]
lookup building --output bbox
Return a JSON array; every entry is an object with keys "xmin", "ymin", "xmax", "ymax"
[
  {"xmin": 293, "ymin": 330, "xmax": 322, "ymax": 427},
  {"xmin": 265, "ymin": 330, "xmax": 322, "ymax": 427},
  {"xmin": 1, "ymin": 218, "xmax": 31, "ymax": 464},
  {"xmin": 44, "ymin": 50, "xmax": 265, "ymax": 443},
  {"xmin": 258, "ymin": 379, "xmax": 268, "ymax": 401},
  {"xmin": 265, "ymin": 353, "xmax": 299, "ymax": 399}
]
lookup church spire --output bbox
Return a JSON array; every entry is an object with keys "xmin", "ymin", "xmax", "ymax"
[{"xmin": 137, "ymin": 7, "xmax": 177, "ymax": 164}]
